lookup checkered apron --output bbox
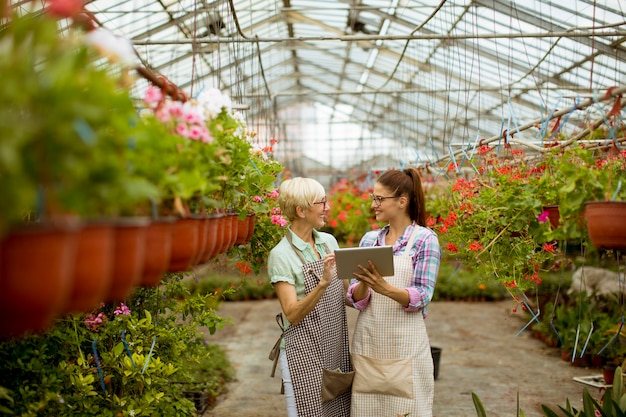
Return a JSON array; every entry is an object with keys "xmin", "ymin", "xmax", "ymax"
[
  {"xmin": 351, "ymin": 228, "xmax": 434, "ymax": 417},
  {"xmin": 283, "ymin": 236, "xmax": 352, "ymax": 417}
]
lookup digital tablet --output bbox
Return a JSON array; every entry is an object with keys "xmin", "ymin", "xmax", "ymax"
[{"xmin": 334, "ymin": 246, "xmax": 394, "ymax": 279}]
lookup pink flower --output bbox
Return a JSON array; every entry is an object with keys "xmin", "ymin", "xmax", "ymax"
[
  {"xmin": 267, "ymin": 190, "xmax": 280, "ymax": 200},
  {"xmin": 85, "ymin": 312, "xmax": 106, "ymax": 331},
  {"xmin": 270, "ymin": 214, "xmax": 288, "ymax": 227},
  {"xmin": 114, "ymin": 303, "xmax": 131, "ymax": 316},
  {"xmin": 537, "ymin": 210, "xmax": 549, "ymax": 223},
  {"xmin": 144, "ymin": 86, "xmax": 164, "ymax": 107},
  {"xmin": 188, "ymin": 125, "xmax": 205, "ymax": 140},
  {"xmin": 252, "ymin": 196, "xmax": 263, "ymax": 203},
  {"xmin": 175, "ymin": 123, "xmax": 189, "ymax": 138}
]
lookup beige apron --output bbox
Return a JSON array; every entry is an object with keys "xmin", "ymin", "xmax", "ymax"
[
  {"xmin": 282, "ymin": 234, "xmax": 352, "ymax": 417},
  {"xmin": 351, "ymin": 228, "xmax": 434, "ymax": 417}
]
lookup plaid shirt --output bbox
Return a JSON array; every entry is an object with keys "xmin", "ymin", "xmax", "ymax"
[{"xmin": 346, "ymin": 223, "xmax": 441, "ymax": 316}]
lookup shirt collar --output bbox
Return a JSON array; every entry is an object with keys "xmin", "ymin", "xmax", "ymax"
[{"xmin": 288, "ymin": 226, "xmax": 320, "ymax": 251}]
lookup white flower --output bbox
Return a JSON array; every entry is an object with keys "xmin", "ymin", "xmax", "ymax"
[
  {"xmin": 196, "ymin": 87, "xmax": 232, "ymax": 118},
  {"xmin": 86, "ymin": 28, "xmax": 139, "ymax": 68}
]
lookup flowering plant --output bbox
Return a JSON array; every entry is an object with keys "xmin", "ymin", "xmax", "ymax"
[
  {"xmin": 322, "ymin": 173, "xmax": 382, "ymax": 246},
  {"xmin": 0, "ymin": 4, "xmax": 157, "ymax": 233},
  {"xmin": 0, "ymin": 274, "xmax": 230, "ymax": 416},
  {"xmin": 428, "ymin": 144, "xmax": 564, "ymax": 302},
  {"xmin": 553, "ymin": 142, "xmax": 626, "ymax": 241}
]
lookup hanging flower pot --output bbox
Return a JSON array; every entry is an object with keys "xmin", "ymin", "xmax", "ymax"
[
  {"xmin": 190, "ymin": 215, "xmax": 209, "ymax": 267},
  {"xmin": 65, "ymin": 221, "xmax": 115, "ymax": 314},
  {"xmin": 141, "ymin": 217, "xmax": 175, "ymax": 287},
  {"xmin": 225, "ymin": 213, "xmax": 239, "ymax": 252},
  {"xmin": 106, "ymin": 217, "xmax": 150, "ymax": 302},
  {"xmin": 0, "ymin": 223, "xmax": 79, "ymax": 337},
  {"xmin": 234, "ymin": 215, "xmax": 250, "ymax": 246},
  {"xmin": 585, "ymin": 201, "xmax": 626, "ymax": 250},
  {"xmin": 196, "ymin": 213, "xmax": 220, "ymax": 264},
  {"xmin": 216, "ymin": 214, "xmax": 233, "ymax": 255},
  {"xmin": 244, "ymin": 213, "xmax": 256, "ymax": 243},
  {"xmin": 168, "ymin": 217, "xmax": 200, "ymax": 273}
]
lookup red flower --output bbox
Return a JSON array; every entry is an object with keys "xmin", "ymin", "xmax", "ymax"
[
  {"xmin": 235, "ymin": 261, "xmax": 252, "ymax": 275},
  {"xmin": 543, "ymin": 243, "xmax": 556, "ymax": 253},
  {"xmin": 338, "ymin": 211, "xmax": 348, "ymax": 223},
  {"xmin": 446, "ymin": 242, "xmax": 459, "ymax": 252},
  {"xmin": 468, "ymin": 241, "xmax": 483, "ymax": 251}
]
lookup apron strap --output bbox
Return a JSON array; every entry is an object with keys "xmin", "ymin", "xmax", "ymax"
[
  {"xmin": 285, "ymin": 229, "xmax": 331, "ymax": 262},
  {"xmin": 269, "ymin": 313, "xmax": 286, "ymax": 377}
]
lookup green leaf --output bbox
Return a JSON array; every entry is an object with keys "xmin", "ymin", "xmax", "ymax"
[{"xmin": 471, "ymin": 392, "xmax": 487, "ymax": 417}]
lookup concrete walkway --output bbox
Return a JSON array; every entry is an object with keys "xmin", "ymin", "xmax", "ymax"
[{"xmin": 203, "ymin": 299, "xmax": 597, "ymax": 417}]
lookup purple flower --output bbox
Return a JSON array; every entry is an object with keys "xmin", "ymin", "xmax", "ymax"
[
  {"xmin": 113, "ymin": 303, "xmax": 131, "ymax": 316},
  {"xmin": 537, "ymin": 210, "xmax": 549, "ymax": 223}
]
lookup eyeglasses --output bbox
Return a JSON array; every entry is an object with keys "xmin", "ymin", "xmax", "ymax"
[
  {"xmin": 312, "ymin": 197, "xmax": 328, "ymax": 206},
  {"xmin": 370, "ymin": 193, "xmax": 399, "ymax": 205}
]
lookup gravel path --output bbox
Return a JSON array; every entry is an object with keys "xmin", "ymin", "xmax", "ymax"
[{"xmin": 202, "ymin": 299, "xmax": 597, "ymax": 417}]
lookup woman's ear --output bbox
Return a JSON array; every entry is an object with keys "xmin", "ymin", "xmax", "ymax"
[{"xmin": 295, "ymin": 205, "xmax": 307, "ymax": 219}]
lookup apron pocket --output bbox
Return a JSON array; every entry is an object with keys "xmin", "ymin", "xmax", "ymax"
[
  {"xmin": 321, "ymin": 368, "xmax": 355, "ymax": 403},
  {"xmin": 352, "ymin": 353, "xmax": 414, "ymax": 399}
]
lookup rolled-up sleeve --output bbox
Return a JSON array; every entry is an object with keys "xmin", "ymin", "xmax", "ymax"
[{"xmin": 346, "ymin": 280, "xmax": 372, "ymax": 310}]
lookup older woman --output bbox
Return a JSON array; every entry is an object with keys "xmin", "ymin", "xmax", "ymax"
[{"xmin": 268, "ymin": 177, "xmax": 352, "ymax": 417}]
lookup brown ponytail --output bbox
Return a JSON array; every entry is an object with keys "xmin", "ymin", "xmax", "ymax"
[{"xmin": 377, "ymin": 167, "xmax": 426, "ymax": 226}]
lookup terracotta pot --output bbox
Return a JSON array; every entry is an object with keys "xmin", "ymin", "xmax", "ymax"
[
  {"xmin": 140, "ymin": 217, "xmax": 175, "ymax": 287},
  {"xmin": 168, "ymin": 217, "xmax": 200, "ymax": 273},
  {"xmin": 234, "ymin": 215, "xmax": 250, "ymax": 246},
  {"xmin": 585, "ymin": 201, "xmax": 626, "ymax": 250},
  {"xmin": 0, "ymin": 223, "xmax": 79, "ymax": 336},
  {"xmin": 190, "ymin": 216, "xmax": 209, "ymax": 267},
  {"xmin": 245, "ymin": 214, "xmax": 256, "ymax": 242},
  {"xmin": 197, "ymin": 214, "xmax": 220, "ymax": 264},
  {"xmin": 107, "ymin": 217, "xmax": 149, "ymax": 302},
  {"xmin": 604, "ymin": 365, "xmax": 617, "ymax": 385},
  {"xmin": 65, "ymin": 221, "xmax": 115, "ymax": 313},
  {"xmin": 217, "ymin": 214, "xmax": 233, "ymax": 255},
  {"xmin": 225, "ymin": 213, "xmax": 239, "ymax": 251},
  {"xmin": 212, "ymin": 214, "xmax": 227, "ymax": 258},
  {"xmin": 542, "ymin": 205, "xmax": 561, "ymax": 230}
]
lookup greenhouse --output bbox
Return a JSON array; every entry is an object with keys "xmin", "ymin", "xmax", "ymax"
[{"xmin": 1, "ymin": 0, "xmax": 625, "ymax": 415}]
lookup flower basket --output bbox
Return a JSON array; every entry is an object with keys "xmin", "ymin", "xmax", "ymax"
[
  {"xmin": 65, "ymin": 221, "xmax": 114, "ymax": 313},
  {"xmin": 106, "ymin": 217, "xmax": 150, "ymax": 301},
  {"xmin": 140, "ymin": 217, "xmax": 175, "ymax": 287},
  {"xmin": 585, "ymin": 201, "xmax": 626, "ymax": 250},
  {"xmin": 168, "ymin": 217, "xmax": 201, "ymax": 273},
  {"xmin": 0, "ymin": 222, "xmax": 80, "ymax": 336}
]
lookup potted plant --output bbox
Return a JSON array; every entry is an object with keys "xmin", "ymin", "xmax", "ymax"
[
  {"xmin": 429, "ymin": 144, "xmax": 563, "ymax": 303},
  {"xmin": 555, "ymin": 143, "xmax": 626, "ymax": 250},
  {"xmin": 0, "ymin": 5, "xmax": 159, "ymax": 334}
]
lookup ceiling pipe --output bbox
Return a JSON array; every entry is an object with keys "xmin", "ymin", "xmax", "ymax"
[{"xmin": 131, "ymin": 29, "xmax": 626, "ymax": 45}]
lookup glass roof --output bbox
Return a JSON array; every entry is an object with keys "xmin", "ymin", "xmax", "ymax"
[{"xmin": 30, "ymin": 0, "xmax": 626, "ymax": 177}]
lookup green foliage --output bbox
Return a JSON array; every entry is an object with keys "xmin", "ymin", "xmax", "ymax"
[
  {"xmin": 429, "ymin": 146, "xmax": 563, "ymax": 299},
  {"xmin": 433, "ymin": 257, "xmax": 505, "ymax": 301},
  {"xmin": 541, "ymin": 367, "xmax": 626, "ymax": 416},
  {"xmin": 0, "ymin": 8, "xmax": 158, "ymax": 231},
  {"xmin": 0, "ymin": 273, "xmax": 232, "ymax": 416},
  {"xmin": 553, "ymin": 143, "xmax": 626, "ymax": 242},
  {"xmin": 187, "ymin": 267, "xmax": 275, "ymax": 301}
]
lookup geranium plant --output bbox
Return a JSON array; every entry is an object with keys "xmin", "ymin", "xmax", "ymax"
[
  {"xmin": 322, "ymin": 173, "xmax": 382, "ymax": 247},
  {"xmin": 429, "ymin": 144, "xmax": 564, "ymax": 302}
]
